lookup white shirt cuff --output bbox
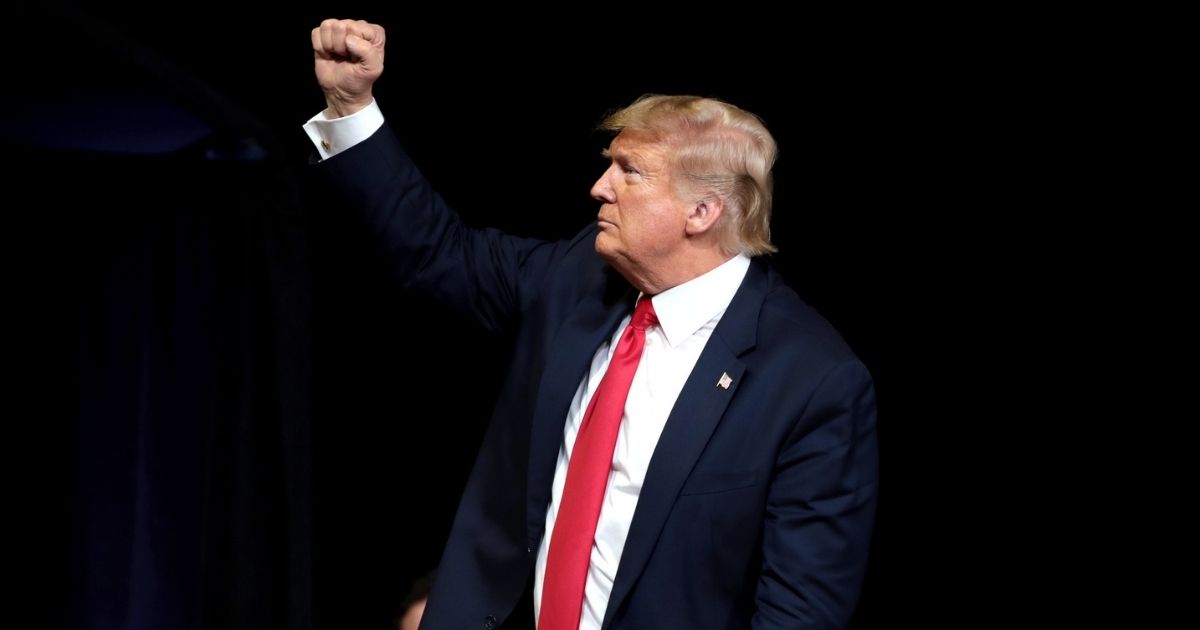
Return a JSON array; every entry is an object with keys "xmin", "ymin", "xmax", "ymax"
[{"xmin": 302, "ymin": 99, "xmax": 385, "ymax": 161}]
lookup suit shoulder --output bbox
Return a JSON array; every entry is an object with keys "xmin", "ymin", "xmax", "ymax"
[{"xmin": 757, "ymin": 274, "xmax": 864, "ymax": 371}]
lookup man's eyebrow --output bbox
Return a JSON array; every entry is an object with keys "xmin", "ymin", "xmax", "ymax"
[{"xmin": 600, "ymin": 148, "xmax": 635, "ymax": 164}]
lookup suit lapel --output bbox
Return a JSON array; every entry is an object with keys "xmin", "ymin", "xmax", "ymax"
[
  {"xmin": 526, "ymin": 267, "xmax": 634, "ymax": 547},
  {"xmin": 601, "ymin": 261, "xmax": 767, "ymax": 628}
]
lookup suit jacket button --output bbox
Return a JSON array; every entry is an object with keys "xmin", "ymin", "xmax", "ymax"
[{"xmin": 484, "ymin": 615, "xmax": 498, "ymax": 629}]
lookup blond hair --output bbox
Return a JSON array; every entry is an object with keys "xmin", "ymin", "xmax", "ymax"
[{"xmin": 601, "ymin": 94, "xmax": 777, "ymax": 256}]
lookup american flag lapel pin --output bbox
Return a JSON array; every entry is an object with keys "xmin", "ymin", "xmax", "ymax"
[{"xmin": 717, "ymin": 372, "xmax": 733, "ymax": 390}]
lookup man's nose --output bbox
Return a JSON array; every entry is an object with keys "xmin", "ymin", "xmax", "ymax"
[{"xmin": 590, "ymin": 168, "xmax": 615, "ymax": 203}]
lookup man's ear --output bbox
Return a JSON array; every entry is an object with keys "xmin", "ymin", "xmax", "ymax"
[{"xmin": 684, "ymin": 195, "xmax": 725, "ymax": 237}]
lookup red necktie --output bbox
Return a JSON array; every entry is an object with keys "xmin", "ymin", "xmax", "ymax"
[{"xmin": 539, "ymin": 297, "xmax": 658, "ymax": 630}]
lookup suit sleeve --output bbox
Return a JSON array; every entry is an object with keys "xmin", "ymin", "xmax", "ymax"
[
  {"xmin": 314, "ymin": 123, "xmax": 577, "ymax": 336},
  {"xmin": 753, "ymin": 360, "xmax": 879, "ymax": 629}
]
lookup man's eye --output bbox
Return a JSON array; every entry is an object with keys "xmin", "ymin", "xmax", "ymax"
[{"xmin": 621, "ymin": 165, "xmax": 639, "ymax": 175}]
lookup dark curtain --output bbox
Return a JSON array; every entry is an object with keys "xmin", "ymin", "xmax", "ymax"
[
  {"xmin": 17, "ymin": 142, "xmax": 314, "ymax": 630},
  {"xmin": 11, "ymin": 6, "xmax": 315, "ymax": 629}
]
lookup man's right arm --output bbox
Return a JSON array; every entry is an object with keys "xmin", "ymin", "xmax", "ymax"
[{"xmin": 305, "ymin": 19, "xmax": 578, "ymax": 336}]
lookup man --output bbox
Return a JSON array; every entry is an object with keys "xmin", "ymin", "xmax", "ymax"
[{"xmin": 306, "ymin": 19, "xmax": 878, "ymax": 630}]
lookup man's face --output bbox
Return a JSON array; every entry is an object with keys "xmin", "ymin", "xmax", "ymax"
[{"xmin": 591, "ymin": 130, "xmax": 689, "ymax": 277}]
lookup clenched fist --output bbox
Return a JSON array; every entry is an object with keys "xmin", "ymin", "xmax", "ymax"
[{"xmin": 312, "ymin": 19, "xmax": 385, "ymax": 118}]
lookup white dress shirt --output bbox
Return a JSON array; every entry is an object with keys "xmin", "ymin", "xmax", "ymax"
[
  {"xmin": 302, "ymin": 105, "xmax": 752, "ymax": 628},
  {"xmin": 534, "ymin": 254, "xmax": 750, "ymax": 629}
]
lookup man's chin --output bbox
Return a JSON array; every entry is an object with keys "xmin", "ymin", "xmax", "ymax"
[{"xmin": 594, "ymin": 235, "xmax": 619, "ymax": 265}]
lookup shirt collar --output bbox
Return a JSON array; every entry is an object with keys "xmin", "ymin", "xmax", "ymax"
[{"xmin": 641, "ymin": 254, "xmax": 751, "ymax": 348}]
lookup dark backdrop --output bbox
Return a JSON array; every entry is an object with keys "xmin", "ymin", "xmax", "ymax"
[{"xmin": 9, "ymin": 3, "xmax": 970, "ymax": 628}]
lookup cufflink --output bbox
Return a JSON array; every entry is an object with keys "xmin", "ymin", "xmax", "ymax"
[{"xmin": 321, "ymin": 139, "xmax": 331, "ymax": 151}]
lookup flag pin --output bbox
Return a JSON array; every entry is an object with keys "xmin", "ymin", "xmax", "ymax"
[{"xmin": 717, "ymin": 372, "xmax": 733, "ymax": 390}]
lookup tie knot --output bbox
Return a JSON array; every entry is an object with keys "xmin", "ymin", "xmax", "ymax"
[{"xmin": 630, "ymin": 297, "xmax": 658, "ymax": 331}]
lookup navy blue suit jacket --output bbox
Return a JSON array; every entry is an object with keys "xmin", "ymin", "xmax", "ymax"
[{"xmin": 317, "ymin": 125, "xmax": 878, "ymax": 629}]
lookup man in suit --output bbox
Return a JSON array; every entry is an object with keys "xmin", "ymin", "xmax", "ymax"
[{"xmin": 306, "ymin": 19, "xmax": 878, "ymax": 630}]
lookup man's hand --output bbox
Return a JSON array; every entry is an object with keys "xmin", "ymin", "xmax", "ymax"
[{"xmin": 312, "ymin": 19, "xmax": 385, "ymax": 118}]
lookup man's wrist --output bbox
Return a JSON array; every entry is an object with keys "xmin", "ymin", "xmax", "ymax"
[{"xmin": 325, "ymin": 95, "xmax": 373, "ymax": 119}]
